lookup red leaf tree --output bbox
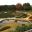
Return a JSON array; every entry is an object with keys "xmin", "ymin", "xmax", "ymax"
[{"xmin": 16, "ymin": 3, "xmax": 23, "ymax": 10}]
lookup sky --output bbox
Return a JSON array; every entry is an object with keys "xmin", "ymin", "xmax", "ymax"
[{"xmin": 0, "ymin": 0, "xmax": 32, "ymax": 5}]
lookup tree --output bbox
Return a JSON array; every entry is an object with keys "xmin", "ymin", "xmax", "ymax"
[
  {"xmin": 16, "ymin": 3, "xmax": 23, "ymax": 10},
  {"xmin": 0, "ymin": 5, "xmax": 16, "ymax": 12},
  {"xmin": 23, "ymin": 3, "xmax": 31, "ymax": 11},
  {"xmin": 31, "ymin": 6, "xmax": 32, "ymax": 10},
  {"xmin": 8, "ymin": 5, "xmax": 16, "ymax": 11}
]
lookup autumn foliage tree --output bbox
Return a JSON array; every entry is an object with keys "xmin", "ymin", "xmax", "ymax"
[{"xmin": 16, "ymin": 3, "xmax": 23, "ymax": 10}]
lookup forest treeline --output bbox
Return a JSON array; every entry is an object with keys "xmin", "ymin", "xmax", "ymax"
[
  {"xmin": 0, "ymin": 3, "xmax": 32, "ymax": 11},
  {"xmin": 0, "ymin": 3, "xmax": 32, "ymax": 18}
]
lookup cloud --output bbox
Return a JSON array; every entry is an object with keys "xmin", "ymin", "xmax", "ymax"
[{"xmin": 0, "ymin": 0, "xmax": 32, "ymax": 5}]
